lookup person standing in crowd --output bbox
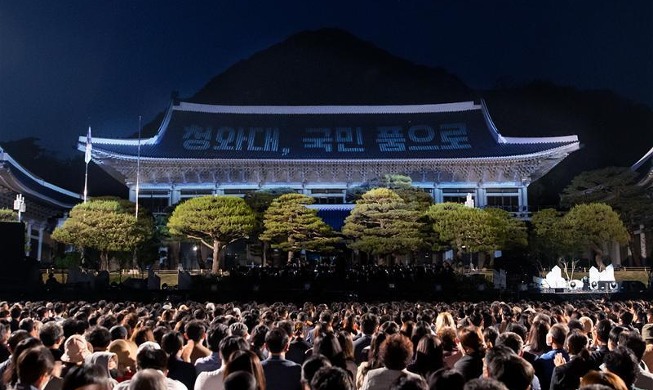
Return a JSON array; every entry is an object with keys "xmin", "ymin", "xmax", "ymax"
[
  {"xmin": 161, "ymin": 332, "xmax": 196, "ymax": 390},
  {"xmin": 194, "ymin": 336, "xmax": 248, "ymax": 390},
  {"xmin": 453, "ymin": 327, "xmax": 486, "ymax": 382},
  {"xmin": 361, "ymin": 334, "xmax": 421, "ymax": 390},
  {"xmin": 113, "ymin": 343, "xmax": 186, "ymax": 390},
  {"xmin": 261, "ymin": 327, "xmax": 301, "ymax": 390},
  {"xmin": 533, "ymin": 323, "xmax": 569, "ymax": 390},
  {"xmin": 194, "ymin": 324, "xmax": 228, "ymax": 375},
  {"xmin": 15, "ymin": 347, "xmax": 55, "ymax": 390},
  {"xmin": 40, "ymin": 322, "xmax": 65, "ymax": 362},
  {"xmin": 181, "ymin": 321, "xmax": 210, "ymax": 365},
  {"xmin": 354, "ymin": 314, "xmax": 379, "ymax": 365}
]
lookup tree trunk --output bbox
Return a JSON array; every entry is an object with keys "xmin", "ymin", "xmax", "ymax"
[
  {"xmin": 100, "ymin": 251, "xmax": 109, "ymax": 271},
  {"xmin": 212, "ymin": 240, "xmax": 222, "ymax": 274},
  {"xmin": 262, "ymin": 241, "xmax": 269, "ymax": 266},
  {"xmin": 287, "ymin": 250, "xmax": 294, "ymax": 264}
]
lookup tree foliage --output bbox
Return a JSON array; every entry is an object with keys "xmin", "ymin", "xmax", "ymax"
[
  {"xmin": 562, "ymin": 203, "xmax": 629, "ymax": 269},
  {"xmin": 531, "ymin": 208, "xmax": 572, "ymax": 265},
  {"xmin": 561, "ymin": 167, "xmax": 653, "ymax": 228},
  {"xmin": 52, "ymin": 198, "xmax": 154, "ymax": 271},
  {"xmin": 484, "ymin": 208, "xmax": 528, "ymax": 250},
  {"xmin": 260, "ymin": 193, "xmax": 340, "ymax": 262},
  {"xmin": 0, "ymin": 209, "xmax": 18, "ymax": 222},
  {"xmin": 426, "ymin": 203, "xmax": 498, "ymax": 256},
  {"xmin": 167, "ymin": 196, "xmax": 256, "ymax": 273},
  {"xmin": 342, "ymin": 188, "xmax": 425, "ymax": 261}
]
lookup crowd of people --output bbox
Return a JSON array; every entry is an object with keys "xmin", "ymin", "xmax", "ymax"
[{"xmin": 0, "ymin": 298, "xmax": 651, "ymax": 390}]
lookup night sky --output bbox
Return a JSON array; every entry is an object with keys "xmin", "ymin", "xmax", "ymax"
[{"xmin": 1, "ymin": 1, "xmax": 652, "ymax": 157}]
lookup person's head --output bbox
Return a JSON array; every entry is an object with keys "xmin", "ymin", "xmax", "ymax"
[
  {"xmin": 494, "ymin": 332, "xmax": 523, "ymax": 355},
  {"xmin": 136, "ymin": 344, "xmax": 168, "ymax": 372},
  {"xmin": 380, "ymin": 334, "xmax": 413, "ymax": 370},
  {"xmin": 463, "ymin": 378, "xmax": 509, "ymax": 390},
  {"xmin": 265, "ymin": 327, "xmax": 289, "ymax": 354},
  {"xmin": 301, "ymin": 355, "xmax": 331, "ymax": 389},
  {"xmin": 219, "ymin": 336, "xmax": 249, "ymax": 363},
  {"xmin": 17, "ymin": 346, "xmax": 54, "ymax": 390},
  {"xmin": 206, "ymin": 323, "xmax": 229, "ymax": 352},
  {"xmin": 224, "ymin": 371, "xmax": 256, "ymax": 390},
  {"xmin": 161, "ymin": 331, "xmax": 184, "ymax": 356},
  {"xmin": 229, "ymin": 322, "xmax": 248, "ymax": 338},
  {"xmin": 607, "ymin": 326, "xmax": 627, "ymax": 351},
  {"xmin": 458, "ymin": 327, "xmax": 485, "ymax": 356},
  {"xmin": 86, "ymin": 326, "xmax": 112, "ymax": 352},
  {"xmin": 428, "ymin": 368, "xmax": 465, "ymax": 390},
  {"xmin": 310, "ymin": 366, "xmax": 354, "ymax": 390},
  {"xmin": 7, "ymin": 329, "xmax": 29, "ymax": 353},
  {"xmin": 61, "ymin": 364, "xmax": 112, "ymax": 390},
  {"xmin": 84, "ymin": 352, "xmax": 119, "ymax": 379},
  {"xmin": 128, "ymin": 368, "xmax": 167, "ymax": 390},
  {"xmin": 183, "ymin": 320, "xmax": 206, "ymax": 342},
  {"xmin": 62, "ymin": 334, "xmax": 93, "ymax": 365},
  {"xmin": 437, "ymin": 326, "xmax": 457, "ymax": 351},
  {"xmin": 360, "ymin": 313, "xmax": 379, "ymax": 336},
  {"xmin": 580, "ymin": 370, "xmax": 628, "ymax": 390},
  {"xmin": 527, "ymin": 320, "xmax": 550, "ymax": 352},
  {"xmin": 594, "ymin": 319, "xmax": 612, "ymax": 345},
  {"xmin": 313, "ymin": 332, "xmax": 345, "ymax": 367},
  {"xmin": 618, "ymin": 331, "xmax": 646, "ymax": 362},
  {"xmin": 222, "ymin": 350, "xmax": 265, "ymax": 390},
  {"xmin": 109, "ymin": 326, "xmax": 128, "ymax": 341},
  {"xmin": 435, "ymin": 312, "xmax": 455, "ymax": 332},
  {"xmin": 413, "ymin": 334, "xmax": 444, "ymax": 374},
  {"xmin": 484, "ymin": 345, "xmax": 533, "ymax": 390},
  {"xmin": 602, "ymin": 345, "xmax": 638, "ymax": 388},
  {"xmin": 566, "ymin": 330, "xmax": 589, "ymax": 356},
  {"xmin": 546, "ymin": 323, "xmax": 568, "ymax": 348},
  {"xmin": 39, "ymin": 321, "xmax": 64, "ymax": 348}
]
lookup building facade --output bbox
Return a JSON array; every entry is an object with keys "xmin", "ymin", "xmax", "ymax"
[
  {"xmin": 0, "ymin": 147, "xmax": 82, "ymax": 261},
  {"xmin": 80, "ymin": 99, "xmax": 579, "ymax": 219}
]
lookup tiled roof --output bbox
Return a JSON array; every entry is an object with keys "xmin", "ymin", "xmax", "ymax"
[
  {"xmin": 81, "ymin": 101, "xmax": 579, "ymax": 161},
  {"xmin": 0, "ymin": 148, "xmax": 81, "ymax": 209}
]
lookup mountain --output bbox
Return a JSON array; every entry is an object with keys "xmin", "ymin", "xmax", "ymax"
[{"xmin": 190, "ymin": 28, "xmax": 475, "ymax": 105}]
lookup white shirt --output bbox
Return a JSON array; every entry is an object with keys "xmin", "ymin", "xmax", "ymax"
[{"xmin": 194, "ymin": 367, "xmax": 225, "ymax": 390}]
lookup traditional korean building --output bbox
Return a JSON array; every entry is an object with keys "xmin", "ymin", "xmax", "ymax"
[
  {"xmin": 0, "ymin": 146, "xmax": 82, "ymax": 261},
  {"xmin": 79, "ymin": 98, "xmax": 579, "ymax": 221}
]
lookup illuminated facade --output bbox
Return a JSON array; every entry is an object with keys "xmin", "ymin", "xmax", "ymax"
[
  {"xmin": 80, "ymin": 99, "xmax": 579, "ymax": 218},
  {"xmin": 0, "ymin": 147, "xmax": 82, "ymax": 260}
]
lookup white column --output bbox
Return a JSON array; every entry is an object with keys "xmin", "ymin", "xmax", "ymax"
[
  {"xmin": 170, "ymin": 188, "xmax": 181, "ymax": 205},
  {"xmin": 433, "ymin": 187, "xmax": 443, "ymax": 203},
  {"xmin": 37, "ymin": 226, "xmax": 44, "ymax": 261},
  {"xmin": 128, "ymin": 186, "xmax": 137, "ymax": 202},
  {"xmin": 519, "ymin": 186, "xmax": 529, "ymax": 213},
  {"xmin": 611, "ymin": 241, "xmax": 622, "ymax": 267},
  {"xmin": 476, "ymin": 187, "xmax": 486, "ymax": 208}
]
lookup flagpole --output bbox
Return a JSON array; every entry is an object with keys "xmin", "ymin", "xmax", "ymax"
[
  {"xmin": 84, "ymin": 126, "xmax": 92, "ymax": 203},
  {"xmin": 135, "ymin": 116, "xmax": 142, "ymax": 218}
]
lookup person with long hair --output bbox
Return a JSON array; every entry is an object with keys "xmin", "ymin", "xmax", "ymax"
[
  {"xmin": 524, "ymin": 320, "xmax": 551, "ymax": 357},
  {"xmin": 356, "ymin": 332, "xmax": 387, "ymax": 390},
  {"xmin": 407, "ymin": 334, "xmax": 444, "ymax": 378},
  {"xmin": 222, "ymin": 350, "xmax": 265, "ymax": 390},
  {"xmin": 335, "ymin": 331, "xmax": 357, "ymax": 380}
]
